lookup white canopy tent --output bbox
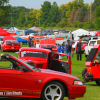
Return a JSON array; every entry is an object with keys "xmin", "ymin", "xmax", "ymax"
[
  {"xmin": 8, "ymin": 27, "xmax": 19, "ymax": 30},
  {"xmin": 72, "ymin": 29, "xmax": 90, "ymax": 40}
]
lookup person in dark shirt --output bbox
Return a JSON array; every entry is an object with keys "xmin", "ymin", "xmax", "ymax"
[
  {"xmin": 75, "ymin": 39, "xmax": 82, "ymax": 61},
  {"xmin": 28, "ymin": 36, "xmax": 32, "ymax": 47},
  {"xmin": 65, "ymin": 40, "xmax": 72, "ymax": 56}
]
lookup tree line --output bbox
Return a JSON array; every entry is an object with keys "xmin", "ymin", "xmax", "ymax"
[{"xmin": 1, "ymin": 0, "xmax": 100, "ymax": 30}]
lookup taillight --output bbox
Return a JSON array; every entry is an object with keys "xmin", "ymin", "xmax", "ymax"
[{"xmin": 37, "ymin": 64, "xmax": 43, "ymax": 68}]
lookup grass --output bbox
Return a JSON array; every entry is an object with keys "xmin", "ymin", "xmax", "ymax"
[{"xmin": 0, "ymin": 45, "xmax": 100, "ymax": 100}]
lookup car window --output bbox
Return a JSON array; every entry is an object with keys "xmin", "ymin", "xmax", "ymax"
[
  {"xmin": 6, "ymin": 40, "xmax": 19, "ymax": 43},
  {"xmin": 21, "ymin": 51, "xmax": 47, "ymax": 59},
  {"xmin": 41, "ymin": 45, "xmax": 56, "ymax": 48},
  {"xmin": 89, "ymin": 41, "xmax": 96, "ymax": 46}
]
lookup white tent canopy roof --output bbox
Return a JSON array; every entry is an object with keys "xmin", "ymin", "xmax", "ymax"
[
  {"xmin": 72, "ymin": 29, "xmax": 89, "ymax": 35},
  {"xmin": 8, "ymin": 27, "xmax": 19, "ymax": 30},
  {"xmin": 72, "ymin": 29, "xmax": 90, "ymax": 40}
]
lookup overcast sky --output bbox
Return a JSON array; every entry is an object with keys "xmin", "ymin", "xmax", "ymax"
[{"xmin": 9, "ymin": 0, "xmax": 94, "ymax": 9}]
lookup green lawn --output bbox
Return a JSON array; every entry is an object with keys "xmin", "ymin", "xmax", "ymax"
[{"xmin": 0, "ymin": 45, "xmax": 100, "ymax": 100}]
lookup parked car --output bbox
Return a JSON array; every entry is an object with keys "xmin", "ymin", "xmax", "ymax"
[
  {"xmin": 0, "ymin": 54, "xmax": 86, "ymax": 100},
  {"xmin": 40, "ymin": 39, "xmax": 57, "ymax": 52},
  {"xmin": 1, "ymin": 40, "xmax": 21, "ymax": 52},
  {"xmin": 15, "ymin": 37, "xmax": 28, "ymax": 45},
  {"xmin": 82, "ymin": 44, "xmax": 100, "ymax": 85},
  {"xmin": 84, "ymin": 39, "xmax": 100, "ymax": 57},
  {"xmin": 18, "ymin": 47, "xmax": 71, "ymax": 74}
]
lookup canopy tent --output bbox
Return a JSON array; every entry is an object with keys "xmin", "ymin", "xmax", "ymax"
[
  {"xmin": 25, "ymin": 30, "xmax": 37, "ymax": 34},
  {"xmin": 0, "ymin": 28, "xmax": 10, "ymax": 36},
  {"xmin": 72, "ymin": 29, "xmax": 89, "ymax": 40},
  {"xmin": 9, "ymin": 27, "xmax": 19, "ymax": 30},
  {"xmin": 29, "ymin": 26, "xmax": 42, "ymax": 32}
]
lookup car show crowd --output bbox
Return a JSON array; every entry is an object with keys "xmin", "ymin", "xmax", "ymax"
[{"xmin": 0, "ymin": 27, "xmax": 100, "ymax": 100}]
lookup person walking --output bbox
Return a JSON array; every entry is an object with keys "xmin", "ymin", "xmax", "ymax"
[
  {"xmin": 28, "ymin": 36, "xmax": 32, "ymax": 47},
  {"xmin": 75, "ymin": 39, "xmax": 82, "ymax": 61},
  {"xmin": 57, "ymin": 43, "xmax": 65, "ymax": 59},
  {"xmin": 65, "ymin": 40, "xmax": 72, "ymax": 56}
]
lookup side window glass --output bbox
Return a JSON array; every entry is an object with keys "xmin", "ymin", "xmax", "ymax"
[
  {"xmin": 93, "ymin": 49, "xmax": 100, "ymax": 64},
  {"xmin": 54, "ymin": 54, "xmax": 68, "ymax": 62}
]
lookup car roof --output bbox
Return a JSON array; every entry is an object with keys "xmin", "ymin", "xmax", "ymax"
[{"xmin": 19, "ymin": 47, "xmax": 52, "ymax": 53}]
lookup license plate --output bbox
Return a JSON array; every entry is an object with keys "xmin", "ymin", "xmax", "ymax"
[{"xmin": 11, "ymin": 47, "xmax": 15, "ymax": 49}]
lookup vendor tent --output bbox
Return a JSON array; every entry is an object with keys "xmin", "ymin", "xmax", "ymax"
[
  {"xmin": 0, "ymin": 28, "xmax": 10, "ymax": 36},
  {"xmin": 29, "ymin": 26, "xmax": 42, "ymax": 32},
  {"xmin": 25, "ymin": 30, "xmax": 37, "ymax": 34},
  {"xmin": 72, "ymin": 29, "xmax": 89, "ymax": 40}
]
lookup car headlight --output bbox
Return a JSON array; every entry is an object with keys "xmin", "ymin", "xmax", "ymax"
[{"xmin": 74, "ymin": 80, "xmax": 83, "ymax": 85}]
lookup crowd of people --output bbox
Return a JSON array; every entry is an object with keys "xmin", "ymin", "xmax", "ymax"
[{"xmin": 57, "ymin": 39, "xmax": 82, "ymax": 61}]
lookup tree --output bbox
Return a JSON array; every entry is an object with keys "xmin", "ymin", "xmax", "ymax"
[
  {"xmin": 92, "ymin": 0, "xmax": 100, "ymax": 11},
  {"xmin": 0, "ymin": 0, "xmax": 10, "ymax": 26},
  {"xmin": 41, "ymin": 1, "xmax": 51, "ymax": 27},
  {"xmin": 95, "ymin": 5, "xmax": 100, "ymax": 29},
  {"xmin": 50, "ymin": 2, "xmax": 60, "ymax": 23}
]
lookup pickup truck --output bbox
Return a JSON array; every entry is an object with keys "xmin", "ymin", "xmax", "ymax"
[
  {"xmin": 18, "ymin": 47, "xmax": 71, "ymax": 74},
  {"xmin": 84, "ymin": 39, "xmax": 100, "ymax": 57}
]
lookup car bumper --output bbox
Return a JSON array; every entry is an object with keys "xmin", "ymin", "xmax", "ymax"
[
  {"xmin": 68, "ymin": 85, "xmax": 86, "ymax": 99},
  {"xmin": 4, "ymin": 47, "xmax": 20, "ymax": 51}
]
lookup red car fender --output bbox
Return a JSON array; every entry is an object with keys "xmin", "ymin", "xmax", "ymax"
[{"xmin": 36, "ymin": 75, "xmax": 72, "ymax": 94}]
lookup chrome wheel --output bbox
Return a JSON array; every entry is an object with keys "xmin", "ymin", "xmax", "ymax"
[
  {"xmin": 41, "ymin": 81, "xmax": 65, "ymax": 100},
  {"xmin": 45, "ymin": 84, "xmax": 62, "ymax": 100}
]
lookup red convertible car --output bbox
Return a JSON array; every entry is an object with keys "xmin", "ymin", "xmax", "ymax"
[
  {"xmin": 18, "ymin": 47, "xmax": 71, "ymax": 74},
  {"xmin": 0, "ymin": 54, "xmax": 86, "ymax": 99}
]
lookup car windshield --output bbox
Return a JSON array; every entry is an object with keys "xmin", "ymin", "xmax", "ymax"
[
  {"xmin": 21, "ymin": 51, "xmax": 47, "ymax": 59},
  {"xmin": 41, "ymin": 45, "xmax": 56, "ymax": 48},
  {"xmin": 6, "ymin": 40, "xmax": 19, "ymax": 43},
  {"xmin": 89, "ymin": 41, "xmax": 96, "ymax": 46},
  {"xmin": 0, "ymin": 38, "xmax": 3, "ymax": 41},
  {"xmin": 13, "ymin": 56, "xmax": 35, "ymax": 70}
]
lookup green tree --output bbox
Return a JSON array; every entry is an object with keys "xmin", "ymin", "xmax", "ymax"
[
  {"xmin": 0, "ymin": 0, "xmax": 10, "ymax": 26},
  {"xmin": 95, "ymin": 5, "xmax": 100, "ymax": 29},
  {"xmin": 41, "ymin": 1, "xmax": 51, "ymax": 27}
]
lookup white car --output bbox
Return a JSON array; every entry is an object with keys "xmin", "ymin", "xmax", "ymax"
[{"xmin": 84, "ymin": 39, "xmax": 100, "ymax": 57}]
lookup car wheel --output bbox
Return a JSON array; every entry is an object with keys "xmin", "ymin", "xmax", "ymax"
[
  {"xmin": 95, "ymin": 80, "xmax": 100, "ymax": 86},
  {"xmin": 41, "ymin": 81, "xmax": 65, "ymax": 100},
  {"xmin": 82, "ymin": 68, "xmax": 87, "ymax": 77},
  {"xmin": 2, "ymin": 47, "xmax": 5, "ymax": 52}
]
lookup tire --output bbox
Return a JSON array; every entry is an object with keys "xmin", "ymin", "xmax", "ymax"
[
  {"xmin": 41, "ymin": 81, "xmax": 65, "ymax": 100},
  {"xmin": 82, "ymin": 68, "xmax": 87, "ymax": 77},
  {"xmin": 2, "ymin": 47, "xmax": 5, "ymax": 52},
  {"xmin": 95, "ymin": 80, "xmax": 100, "ymax": 86}
]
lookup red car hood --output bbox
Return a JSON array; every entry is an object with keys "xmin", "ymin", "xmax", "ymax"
[
  {"xmin": 19, "ymin": 57, "xmax": 47, "ymax": 63},
  {"xmin": 38, "ymin": 69, "xmax": 80, "ymax": 80}
]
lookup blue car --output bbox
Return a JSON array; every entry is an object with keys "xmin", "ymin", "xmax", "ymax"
[{"xmin": 15, "ymin": 37, "xmax": 28, "ymax": 45}]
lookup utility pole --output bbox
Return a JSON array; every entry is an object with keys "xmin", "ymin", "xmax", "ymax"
[
  {"xmin": 25, "ymin": 12, "xmax": 28, "ymax": 21},
  {"xmin": 90, "ymin": 2, "xmax": 92, "ymax": 21},
  {"xmin": 10, "ymin": 13, "xmax": 13, "ymax": 27},
  {"xmin": 39, "ymin": 12, "xmax": 40, "ymax": 27}
]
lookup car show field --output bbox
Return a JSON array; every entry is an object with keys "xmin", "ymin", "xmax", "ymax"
[{"xmin": 0, "ymin": 44, "xmax": 99, "ymax": 100}]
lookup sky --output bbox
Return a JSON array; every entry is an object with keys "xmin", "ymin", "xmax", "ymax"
[{"xmin": 9, "ymin": 0, "xmax": 94, "ymax": 9}]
